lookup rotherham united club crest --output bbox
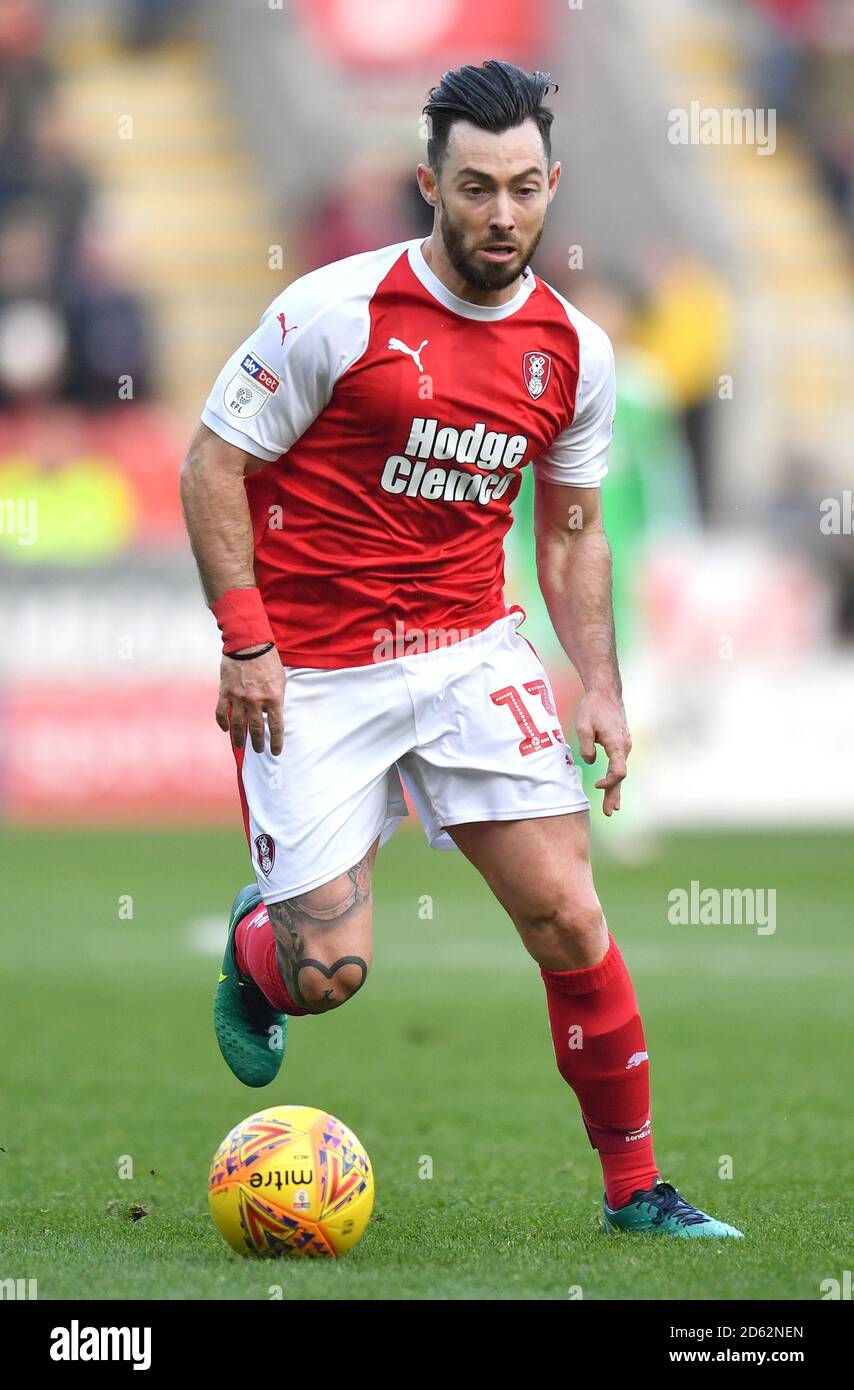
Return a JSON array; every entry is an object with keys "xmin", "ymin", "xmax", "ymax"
[
  {"xmin": 255, "ymin": 833, "xmax": 275, "ymax": 877},
  {"xmin": 523, "ymin": 351, "xmax": 552, "ymax": 400}
]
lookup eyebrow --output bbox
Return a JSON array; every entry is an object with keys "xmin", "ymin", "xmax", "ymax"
[{"xmin": 454, "ymin": 165, "xmax": 545, "ymax": 185}]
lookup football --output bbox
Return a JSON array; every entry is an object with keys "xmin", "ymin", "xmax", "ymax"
[{"xmin": 208, "ymin": 1104, "xmax": 374, "ymax": 1257}]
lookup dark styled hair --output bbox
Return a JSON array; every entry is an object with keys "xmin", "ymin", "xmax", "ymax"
[{"xmin": 423, "ymin": 59, "xmax": 557, "ymax": 175}]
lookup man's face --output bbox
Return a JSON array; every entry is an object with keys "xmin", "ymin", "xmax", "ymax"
[{"xmin": 424, "ymin": 118, "xmax": 559, "ymax": 292}]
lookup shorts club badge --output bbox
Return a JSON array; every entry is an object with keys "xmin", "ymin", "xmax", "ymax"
[{"xmin": 254, "ymin": 833, "xmax": 276, "ymax": 877}]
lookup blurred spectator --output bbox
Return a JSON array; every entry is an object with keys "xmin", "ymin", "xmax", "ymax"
[
  {"xmin": 24, "ymin": 91, "xmax": 92, "ymax": 281},
  {"xmin": 0, "ymin": 198, "xmax": 55, "ymax": 297},
  {"xmin": 0, "ymin": 201, "xmax": 66, "ymax": 405},
  {"xmin": 746, "ymin": 0, "xmax": 816, "ymax": 122},
  {"xmin": 298, "ymin": 150, "xmax": 432, "ymax": 269},
  {"xmin": 0, "ymin": 1, "xmax": 151, "ymax": 408},
  {"xmin": 564, "ymin": 272, "xmax": 699, "ymax": 649},
  {"xmin": 124, "ymin": 0, "xmax": 199, "ymax": 50},
  {"xmin": 798, "ymin": 2, "xmax": 854, "ymax": 226},
  {"xmin": 0, "ymin": 0, "xmax": 54, "ymax": 205},
  {"xmin": 62, "ymin": 203, "xmax": 151, "ymax": 406},
  {"xmin": 746, "ymin": 0, "xmax": 854, "ymax": 235},
  {"xmin": 0, "ymin": 298, "xmax": 66, "ymax": 403},
  {"xmin": 768, "ymin": 447, "xmax": 854, "ymax": 640},
  {"xmin": 630, "ymin": 252, "xmax": 733, "ymax": 517},
  {"xmin": 534, "ymin": 239, "xmax": 730, "ymax": 517}
]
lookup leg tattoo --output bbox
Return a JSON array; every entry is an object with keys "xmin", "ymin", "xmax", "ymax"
[{"xmin": 267, "ymin": 850, "xmax": 373, "ymax": 1011}]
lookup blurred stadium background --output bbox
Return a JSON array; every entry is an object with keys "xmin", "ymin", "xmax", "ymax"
[
  {"xmin": 1, "ymin": 0, "xmax": 853, "ymax": 835},
  {"xmin": 2, "ymin": 0, "xmax": 853, "ymax": 1301}
]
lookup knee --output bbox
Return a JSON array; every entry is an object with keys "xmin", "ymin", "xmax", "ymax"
[
  {"xmin": 293, "ymin": 955, "xmax": 370, "ymax": 1013},
  {"xmin": 268, "ymin": 862, "xmax": 374, "ymax": 1014},
  {"xmin": 520, "ymin": 893, "xmax": 606, "ymax": 964}
]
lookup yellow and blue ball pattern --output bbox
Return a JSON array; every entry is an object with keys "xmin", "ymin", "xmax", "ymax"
[{"xmin": 208, "ymin": 1105, "xmax": 374, "ymax": 1257}]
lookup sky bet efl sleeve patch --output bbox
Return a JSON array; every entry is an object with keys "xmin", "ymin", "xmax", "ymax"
[{"xmin": 223, "ymin": 351, "xmax": 281, "ymax": 420}]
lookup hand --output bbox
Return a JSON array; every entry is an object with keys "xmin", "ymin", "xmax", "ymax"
[
  {"xmin": 215, "ymin": 647, "xmax": 285, "ymax": 755},
  {"xmin": 576, "ymin": 687, "xmax": 632, "ymax": 816}
]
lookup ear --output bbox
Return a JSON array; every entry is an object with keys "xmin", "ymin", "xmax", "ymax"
[
  {"xmin": 547, "ymin": 160, "xmax": 562, "ymax": 203},
  {"xmin": 416, "ymin": 163, "xmax": 439, "ymax": 207}
]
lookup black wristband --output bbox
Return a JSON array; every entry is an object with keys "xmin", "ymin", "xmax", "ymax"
[{"xmin": 224, "ymin": 641, "xmax": 275, "ymax": 661}]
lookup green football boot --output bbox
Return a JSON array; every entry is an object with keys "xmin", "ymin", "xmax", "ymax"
[
  {"xmin": 214, "ymin": 884, "xmax": 287, "ymax": 1087},
  {"xmin": 603, "ymin": 1180, "xmax": 744, "ymax": 1238}
]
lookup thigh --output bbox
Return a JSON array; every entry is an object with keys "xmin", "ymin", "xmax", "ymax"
[
  {"xmin": 447, "ymin": 811, "xmax": 607, "ymax": 968},
  {"xmin": 447, "ymin": 809, "xmax": 594, "ymax": 924},
  {"xmin": 398, "ymin": 614, "xmax": 588, "ymax": 849},
  {"xmin": 266, "ymin": 835, "xmax": 380, "ymax": 1011},
  {"xmin": 237, "ymin": 659, "xmax": 413, "ymax": 900}
]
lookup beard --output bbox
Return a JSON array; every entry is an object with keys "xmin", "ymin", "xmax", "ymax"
[{"xmin": 439, "ymin": 202, "xmax": 545, "ymax": 292}]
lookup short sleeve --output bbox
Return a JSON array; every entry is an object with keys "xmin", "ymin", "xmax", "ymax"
[
  {"xmin": 201, "ymin": 289, "xmax": 345, "ymax": 461},
  {"xmin": 532, "ymin": 319, "xmax": 616, "ymax": 488}
]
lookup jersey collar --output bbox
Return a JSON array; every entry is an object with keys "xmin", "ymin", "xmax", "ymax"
[{"xmin": 407, "ymin": 239, "xmax": 536, "ymax": 321}]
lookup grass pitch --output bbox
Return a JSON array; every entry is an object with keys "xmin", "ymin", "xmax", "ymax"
[{"xmin": 1, "ymin": 825, "xmax": 851, "ymax": 1300}]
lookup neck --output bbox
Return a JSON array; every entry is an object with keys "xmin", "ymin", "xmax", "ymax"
[{"xmin": 419, "ymin": 234, "xmax": 523, "ymax": 308}]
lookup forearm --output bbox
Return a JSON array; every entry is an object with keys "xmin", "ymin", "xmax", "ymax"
[
  {"xmin": 536, "ymin": 523, "xmax": 622, "ymax": 697},
  {"xmin": 179, "ymin": 424, "xmax": 256, "ymax": 604}
]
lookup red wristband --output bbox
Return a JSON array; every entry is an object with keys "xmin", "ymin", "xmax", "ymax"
[{"xmin": 211, "ymin": 587, "xmax": 275, "ymax": 655}]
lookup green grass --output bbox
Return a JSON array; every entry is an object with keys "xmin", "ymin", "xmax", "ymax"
[{"xmin": 0, "ymin": 826, "xmax": 851, "ymax": 1299}]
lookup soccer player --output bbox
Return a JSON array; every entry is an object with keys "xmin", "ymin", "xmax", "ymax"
[{"xmin": 181, "ymin": 60, "xmax": 742, "ymax": 1239}]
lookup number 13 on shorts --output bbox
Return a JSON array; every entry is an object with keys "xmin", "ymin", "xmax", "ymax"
[{"xmin": 490, "ymin": 680, "xmax": 570, "ymax": 759}]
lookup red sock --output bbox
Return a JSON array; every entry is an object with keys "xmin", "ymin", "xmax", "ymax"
[
  {"xmin": 234, "ymin": 902, "xmax": 310, "ymax": 1016},
  {"xmin": 541, "ymin": 932, "xmax": 658, "ymax": 1210}
]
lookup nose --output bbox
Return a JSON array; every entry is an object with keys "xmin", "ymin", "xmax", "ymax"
[{"xmin": 489, "ymin": 190, "xmax": 516, "ymax": 232}]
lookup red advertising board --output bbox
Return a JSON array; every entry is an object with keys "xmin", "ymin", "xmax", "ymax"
[{"xmin": 1, "ymin": 681, "xmax": 237, "ymax": 823}]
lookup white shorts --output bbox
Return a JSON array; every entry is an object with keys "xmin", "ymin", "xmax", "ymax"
[{"xmin": 235, "ymin": 611, "xmax": 589, "ymax": 903}]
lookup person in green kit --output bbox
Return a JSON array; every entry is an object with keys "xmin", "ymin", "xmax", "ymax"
[{"xmin": 506, "ymin": 278, "xmax": 698, "ymax": 850}]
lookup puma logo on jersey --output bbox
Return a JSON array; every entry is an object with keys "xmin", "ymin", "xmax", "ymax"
[
  {"xmin": 277, "ymin": 312, "xmax": 298, "ymax": 343},
  {"xmin": 626, "ymin": 1051, "xmax": 649, "ymax": 1069},
  {"xmin": 388, "ymin": 337, "xmax": 428, "ymax": 372}
]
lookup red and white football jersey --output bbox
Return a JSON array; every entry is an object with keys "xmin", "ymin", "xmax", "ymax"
[{"xmin": 202, "ymin": 238, "xmax": 615, "ymax": 669}]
